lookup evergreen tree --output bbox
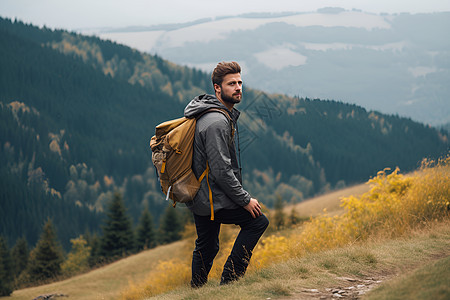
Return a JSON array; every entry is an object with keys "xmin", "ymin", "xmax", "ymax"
[
  {"xmin": 11, "ymin": 236, "xmax": 29, "ymax": 277},
  {"xmin": 180, "ymin": 207, "xmax": 194, "ymax": 226},
  {"xmin": 288, "ymin": 207, "xmax": 301, "ymax": 227},
  {"xmin": 27, "ymin": 219, "xmax": 64, "ymax": 282},
  {"xmin": 136, "ymin": 207, "xmax": 155, "ymax": 251},
  {"xmin": 0, "ymin": 236, "xmax": 13, "ymax": 296},
  {"xmin": 100, "ymin": 192, "xmax": 135, "ymax": 258},
  {"xmin": 273, "ymin": 195, "xmax": 286, "ymax": 230},
  {"xmin": 158, "ymin": 206, "xmax": 183, "ymax": 244},
  {"xmin": 84, "ymin": 231, "xmax": 102, "ymax": 267}
]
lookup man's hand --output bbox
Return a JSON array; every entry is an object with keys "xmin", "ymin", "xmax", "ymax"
[{"xmin": 244, "ymin": 198, "xmax": 262, "ymax": 218}]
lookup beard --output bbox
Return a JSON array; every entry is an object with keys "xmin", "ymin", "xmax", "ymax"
[{"xmin": 221, "ymin": 90, "xmax": 241, "ymax": 104}]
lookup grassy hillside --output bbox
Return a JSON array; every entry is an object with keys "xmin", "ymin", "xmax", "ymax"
[
  {"xmin": 365, "ymin": 255, "xmax": 450, "ymax": 300},
  {"xmin": 6, "ymin": 155, "xmax": 449, "ymax": 299},
  {"xmin": 3, "ymin": 184, "xmax": 364, "ymax": 300},
  {"xmin": 5, "ymin": 241, "xmax": 186, "ymax": 300},
  {"xmin": 1, "ymin": 16, "xmax": 448, "ymax": 252},
  {"xmin": 6, "ymin": 223, "xmax": 449, "ymax": 300},
  {"xmin": 155, "ymin": 223, "xmax": 449, "ymax": 300},
  {"xmin": 119, "ymin": 155, "xmax": 450, "ymax": 299},
  {"xmin": 284, "ymin": 183, "xmax": 370, "ymax": 217}
]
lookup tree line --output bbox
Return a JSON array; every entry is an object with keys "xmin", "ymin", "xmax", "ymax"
[
  {"xmin": 1, "ymin": 16, "xmax": 448, "ymax": 263},
  {"xmin": 0, "ymin": 191, "xmax": 188, "ymax": 296},
  {"xmin": 0, "ymin": 189, "xmax": 311, "ymax": 296}
]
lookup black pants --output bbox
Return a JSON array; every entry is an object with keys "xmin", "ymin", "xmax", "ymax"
[{"xmin": 191, "ymin": 208, "xmax": 269, "ymax": 287}]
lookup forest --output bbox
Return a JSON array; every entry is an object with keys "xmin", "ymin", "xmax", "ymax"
[{"xmin": 0, "ymin": 16, "xmax": 448, "ymax": 266}]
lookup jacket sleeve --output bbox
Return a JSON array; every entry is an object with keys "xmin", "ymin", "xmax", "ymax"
[{"xmin": 203, "ymin": 115, "xmax": 251, "ymax": 207}]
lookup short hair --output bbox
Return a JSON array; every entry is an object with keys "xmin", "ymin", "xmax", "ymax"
[{"xmin": 211, "ymin": 61, "xmax": 241, "ymax": 86}]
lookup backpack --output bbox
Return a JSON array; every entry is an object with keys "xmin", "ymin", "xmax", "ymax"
[{"xmin": 150, "ymin": 108, "xmax": 233, "ymax": 219}]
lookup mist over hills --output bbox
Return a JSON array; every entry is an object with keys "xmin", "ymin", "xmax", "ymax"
[
  {"xmin": 96, "ymin": 8, "xmax": 450, "ymax": 126},
  {"xmin": 0, "ymin": 17, "xmax": 448, "ymax": 249}
]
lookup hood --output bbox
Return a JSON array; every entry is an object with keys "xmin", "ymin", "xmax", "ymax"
[
  {"xmin": 184, "ymin": 94, "xmax": 240, "ymax": 121},
  {"xmin": 184, "ymin": 94, "xmax": 225, "ymax": 118}
]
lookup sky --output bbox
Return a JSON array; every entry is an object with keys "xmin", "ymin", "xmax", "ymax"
[{"xmin": 1, "ymin": 0, "xmax": 450, "ymax": 31}]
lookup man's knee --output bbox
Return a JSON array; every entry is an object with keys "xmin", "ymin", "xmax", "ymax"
[{"xmin": 256, "ymin": 214, "xmax": 269, "ymax": 232}]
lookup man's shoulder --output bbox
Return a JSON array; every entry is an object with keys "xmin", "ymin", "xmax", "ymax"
[
  {"xmin": 197, "ymin": 111, "xmax": 231, "ymax": 132},
  {"xmin": 199, "ymin": 110, "xmax": 230, "ymax": 123}
]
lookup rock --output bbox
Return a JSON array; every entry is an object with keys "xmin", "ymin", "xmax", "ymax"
[
  {"xmin": 337, "ymin": 276, "xmax": 358, "ymax": 282},
  {"xmin": 302, "ymin": 288, "xmax": 319, "ymax": 293},
  {"xmin": 32, "ymin": 294, "xmax": 68, "ymax": 300},
  {"xmin": 345, "ymin": 286, "xmax": 355, "ymax": 290}
]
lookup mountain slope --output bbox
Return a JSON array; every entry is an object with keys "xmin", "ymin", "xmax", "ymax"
[
  {"xmin": 98, "ymin": 9, "xmax": 450, "ymax": 126},
  {"xmin": 0, "ymin": 19, "xmax": 181, "ymax": 248},
  {"xmin": 0, "ymin": 17, "xmax": 448, "ymax": 250}
]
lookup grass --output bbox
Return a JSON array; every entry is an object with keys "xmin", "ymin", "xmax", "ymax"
[
  {"xmin": 284, "ymin": 183, "xmax": 370, "ymax": 218},
  {"xmin": 5, "ymin": 241, "xmax": 186, "ymax": 300},
  {"xmin": 4, "ymin": 156, "xmax": 449, "ymax": 300},
  {"xmin": 151, "ymin": 221, "xmax": 450, "ymax": 300},
  {"xmin": 365, "ymin": 254, "xmax": 450, "ymax": 300},
  {"xmin": 134, "ymin": 156, "xmax": 450, "ymax": 299},
  {"xmin": 1, "ymin": 184, "xmax": 366, "ymax": 300}
]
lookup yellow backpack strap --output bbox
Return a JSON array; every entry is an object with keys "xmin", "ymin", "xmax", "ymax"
[
  {"xmin": 198, "ymin": 161, "xmax": 214, "ymax": 221},
  {"xmin": 197, "ymin": 162, "xmax": 208, "ymax": 182}
]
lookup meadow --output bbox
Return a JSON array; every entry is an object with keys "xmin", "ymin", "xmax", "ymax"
[{"xmin": 5, "ymin": 155, "xmax": 449, "ymax": 300}]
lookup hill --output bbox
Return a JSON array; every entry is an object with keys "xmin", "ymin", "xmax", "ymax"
[
  {"xmin": 5, "ymin": 182, "xmax": 449, "ymax": 299},
  {"xmin": 98, "ymin": 9, "xmax": 450, "ymax": 126},
  {"xmin": 6, "ymin": 225, "xmax": 449, "ymax": 300},
  {"xmin": 0, "ymin": 17, "xmax": 448, "ymax": 250}
]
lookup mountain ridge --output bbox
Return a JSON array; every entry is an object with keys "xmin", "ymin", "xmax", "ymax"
[
  {"xmin": 95, "ymin": 9, "xmax": 450, "ymax": 126},
  {"xmin": 0, "ymin": 17, "xmax": 448, "ymax": 250}
]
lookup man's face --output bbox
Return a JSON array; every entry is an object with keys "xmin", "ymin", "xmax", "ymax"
[{"xmin": 215, "ymin": 73, "xmax": 243, "ymax": 105}]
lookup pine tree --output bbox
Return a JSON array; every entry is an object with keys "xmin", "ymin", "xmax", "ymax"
[
  {"xmin": 27, "ymin": 219, "xmax": 64, "ymax": 282},
  {"xmin": 273, "ymin": 195, "xmax": 286, "ymax": 230},
  {"xmin": 0, "ymin": 236, "xmax": 13, "ymax": 296},
  {"xmin": 158, "ymin": 206, "xmax": 182, "ymax": 244},
  {"xmin": 288, "ymin": 207, "xmax": 300, "ymax": 227},
  {"xmin": 136, "ymin": 207, "xmax": 155, "ymax": 251},
  {"xmin": 100, "ymin": 192, "xmax": 135, "ymax": 258},
  {"xmin": 84, "ymin": 231, "xmax": 102, "ymax": 267},
  {"xmin": 11, "ymin": 236, "xmax": 29, "ymax": 277}
]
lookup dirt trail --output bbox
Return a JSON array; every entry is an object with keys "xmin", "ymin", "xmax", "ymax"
[
  {"xmin": 277, "ymin": 251, "xmax": 450, "ymax": 300},
  {"xmin": 278, "ymin": 275, "xmax": 388, "ymax": 300}
]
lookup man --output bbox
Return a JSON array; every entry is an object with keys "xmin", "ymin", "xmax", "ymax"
[{"xmin": 184, "ymin": 61, "xmax": 269, "ymax": 287}]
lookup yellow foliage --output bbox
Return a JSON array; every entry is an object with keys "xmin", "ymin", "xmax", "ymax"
[
  {"xmin": 121, "ymin": 259, "xmax": 190, "ymax": 300},
  {"xmin": 61, "ymin": 236, "xmax": 91, "ymax": 276},
  {"xmin": 250, "ymin": 235, "xmax": 290, "ymax": 270},
  {"xmin": 289, "ymin": 154, "xmax": 450, "ymax": 255},
  {"xmin": 49, "ymin": 139, "xmax": 62, "ymax": 156},
  {"xmin": 50, "ymin": 188, "xmax": 62, "ymax": 199},
  {"xmin": 161, "ymin": 81, "xmax": 173, "ymax": 97},
  {"xmin": 103, "ymin": 175, "xmax": 114, "ymax": 187},
  {"xmin": 8, "ymin": 101, "xmax": 30, "ymax": 114},
  {"xmin": 122, "ymin": 154, "xmax": 449, "ymax": 298}
]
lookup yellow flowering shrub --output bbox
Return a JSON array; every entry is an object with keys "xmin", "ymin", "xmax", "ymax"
[
  {"xmin": 250, "ymin": 235, "xmax": 290, "ymax": 271},
  {"xmin": 289, "ymin": 154, "xmax": 450, "ymax": 256},
  {"xmin": 122, "ymin": 154, "xmax": 449, "ymax": 299}
]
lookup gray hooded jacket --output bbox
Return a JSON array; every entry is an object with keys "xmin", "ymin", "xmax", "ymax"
[{"xmin": 184, "ymin": 94, "xmax": 251, "ymax": 216}]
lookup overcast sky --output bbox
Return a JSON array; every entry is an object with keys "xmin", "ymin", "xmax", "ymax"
[{"xmin": 1, "ymin": 0, "xmax": 450, "ymax": 31}]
